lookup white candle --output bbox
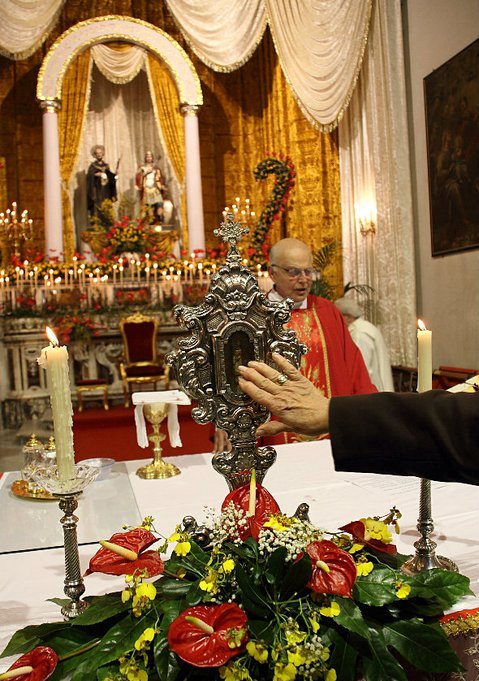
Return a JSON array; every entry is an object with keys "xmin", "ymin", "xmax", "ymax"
[
  {"xmin": 417, "ymin": 319, "xmax": 432, "ymax": 393},
  {"xmin": 38, "ymin": 327, "xmax": 75, "ymax": 480}
]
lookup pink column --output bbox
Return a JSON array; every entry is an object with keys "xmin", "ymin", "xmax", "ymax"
[
  {"xmin": 181, "ymin": 105, "xmax": 205, "ymax": 254},
  {"xmin": 41, "ymin": 101, "xmax": 64, "ymax": 260}
]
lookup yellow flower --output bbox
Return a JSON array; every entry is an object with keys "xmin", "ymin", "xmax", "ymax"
[
  {"xmin": 362, "ymin": 518, "xmax": 392, "ymax": 545},
  {"xmin": 221, "ymin": 558, "xmax": 235, "ymax": 573},
  {"xmin": 219, "ymin": 662, "xmax": 252, "ymax": 680},
  {"xmin": 284, "ymin": 622, "xmax": 306, "ymax": 645},
  {"xmin": 319, "ymin": 601, "xmax": 341, "ymax": 617},
  {"xmin": 263, "ymin": 514, "xmax": 297, "ymax": 532},
  {"xmin": 246, "ymin": 641, "xmax": 269, "ymax": 663},
  {"xmin": 288, "ymin": 648, "xmax": 308, "ymax": 667},
  {"xmin": 199, "ymin": 569, "xmax": 219, "ymax": 594},
  {"xmin": 121, "ymin": 589, "xmax": 131, "ymax": 603},
  {"xmin": 273, "ymin": 662, "xmax": 297, "ymax": 681},
  {"xmin": 174, "ymin": 541, "xmax": 191, "ymax": 556},
  {"xmin": 395, "ymin": 582, "xmax": 411, "ymax": 599},
  {"xmin": 127, "ymin": 668, "xmax": 147, "ymax": 681},
  {"xmin": 134, "ymin": 627, "xmax": 156, "ymax": 651},
  {"xmin": 176, "ymin": 567, "xmax": 187, "ymax": 579},
  {"xmin": 349, "ymin": 542, "xmax": 365, "ymax": 554},
  {"xmin": 356, "ymin": 559, "xmax": 374, "ymax": 576},
  {"xmin": 136, "ymin": 582, "xmax": 157, "ymax": 600},
  {"xmin": 325, "ymin": 669, "xmax": 337, "ymax": 681},
  {"xmin": 309, "ymin": 612, "xmax": 320, "ymax": 633}
]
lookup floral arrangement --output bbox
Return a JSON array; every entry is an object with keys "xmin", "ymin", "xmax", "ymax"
[
  {"xmin": 1, "ymin": 475, "xmax": 471, "ymax": 681},
  {"xmin": 249, "ymin": 154, "xmax": 296, "ymax": 263},
  {"xmin": 51, "ymin": 311, "xmax": 106, "ymax": 344},
  {"xmin": 99, "ymin": 215, "xmax": 165, "ymax": 261}
]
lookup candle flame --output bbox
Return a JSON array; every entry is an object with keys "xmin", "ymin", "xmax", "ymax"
[
  {"xmin": 45, "ymin": 326, "xmax": 59, "ymax": 346},
  {"xmin": 417, "ymin": 319, "xmax": 427, "ymax": 331}
]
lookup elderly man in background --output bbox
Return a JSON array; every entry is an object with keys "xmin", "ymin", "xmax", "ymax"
[
  {"xmin": 213, "ymin": 237, "xmax": 375, "ymax": 451},
  {"xmin": 334, "ymin": 297, "xmax": 394, "ymax": 392}
]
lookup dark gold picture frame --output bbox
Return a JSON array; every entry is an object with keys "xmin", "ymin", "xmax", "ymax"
[{"xmin": 425, "ymin": 38, "xmax": 479, "ymax": 256}]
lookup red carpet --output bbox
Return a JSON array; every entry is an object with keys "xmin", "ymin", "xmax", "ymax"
[{"xmin": 72, "ymin": 404, "xmax": 212, "ymax": 462}]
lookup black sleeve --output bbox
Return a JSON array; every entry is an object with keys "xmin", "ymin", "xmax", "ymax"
[{"xmin": 329, "ymin": 390, "xmax": 479, "ymax": 484}]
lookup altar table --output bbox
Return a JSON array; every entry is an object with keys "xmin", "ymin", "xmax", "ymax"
[{"xmin": 1, "ymin": 440, "xmax": 478, "ymax": 673}]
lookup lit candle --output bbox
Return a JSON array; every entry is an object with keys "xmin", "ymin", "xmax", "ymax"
[
  {"xmin": 417, "ymin": 319, "xmax": 432, "ymax": 393},
  {"xmin": 72, "ymin": 255, "xmax": 78, "ymax": 279},
  {"xmin": 37, "ymin": 327, "xmax": 75, "ymax": 481}
]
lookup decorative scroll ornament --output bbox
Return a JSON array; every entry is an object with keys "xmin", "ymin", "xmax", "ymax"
[{"xmin": 167, "ymin": 213, "xmax": 307, "ymax": 489}]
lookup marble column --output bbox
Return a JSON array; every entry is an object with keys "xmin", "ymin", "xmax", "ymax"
[
  {"xmin": 181, "ymin": 104, "xmax": 205, "ymax": 254},
  {"xmin": 41, "ymin": 100, "xmax": 64, "ymax": 260}
]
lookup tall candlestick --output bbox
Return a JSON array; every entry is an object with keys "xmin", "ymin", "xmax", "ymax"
[
  {"xmin": 38, "ymin": 327, "xmax": 75, "ymax": 481},
  {"xmin": 417, "ymin": 319, "xmax": 432, "ymax": 393}
]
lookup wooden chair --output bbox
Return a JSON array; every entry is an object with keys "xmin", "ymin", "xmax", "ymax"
[
  {"xmin": 118, "ymin": 313, "xmax": 170, "ymax": 407},
  {"xmin": 432, "ymin": 365, "xmax": 479, "ymax": 390},
  {"xmin": 391, "ymin": 365, "xmax": 418, "ymax": 392}
]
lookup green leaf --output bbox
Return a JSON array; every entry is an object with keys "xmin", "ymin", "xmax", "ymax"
[
  {"xmin": 265, "ymin": 547, "xmax": 288, "ymax": 588},
  {"xmin": 1, "ymin": 622, "xmax": 68, "ymax": 658},
  {"xmin": 236, "ymin": 563, "xmax": 270, "ymax": 617},
  {"xmin": 334, "ymin": 598, "xmax": 370, "ymax": 639},
  {"xmin": 328, "ymin": 629, "xmax": 359, "ymax": 681},
  {"xmin": 360, "ymin": 628, "xmax": 408, "ymax": 681},
  {"xmin": 72, "ymin": 593, "xmax": 129, "ymax": 625},
  {"xmin": 185, "ymin": 581, "xmax": 205, "ymax": 606},
  {"xmin": 408, "ymin": 570, "xmax": 472, "ymax": 609},
  {"xmin": 383, "ymin": 621, "xmax": 463, "ymax": 673},
  {"xmin": 279, "ymin": 552, "xmax": 311, "ymax": 600},
  {"xmin": 70, "ymin": 612, "xmax": 156, "ymax": 679},
  {"xmin": 156, "ymin": 578, "xmax": 192, "ymax": 600},
  {"xmin": 154, "ymin": 635, "xmax": 182, "ymax": 681},
  {"xmin": 353, "ymin": 568, "xmax": 398, "ymax": 606}
]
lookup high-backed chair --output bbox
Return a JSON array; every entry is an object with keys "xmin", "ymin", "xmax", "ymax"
[{"xmin": 118, "ymin": 313, "xmax": 170, "ymax": 406}]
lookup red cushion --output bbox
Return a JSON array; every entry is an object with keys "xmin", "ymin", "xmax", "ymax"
[
  {"xmin": 125, "ymin": 364, "xmax": 165, "ymax": 378},
  {"xmin": 76, "ymin": 379, "xmax": 108, "ymax": 386},
  {"xmin": 123, "ymin": 321, "xmax": 157, "ymax": 363}
]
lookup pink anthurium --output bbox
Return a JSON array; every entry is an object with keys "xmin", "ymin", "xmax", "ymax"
[
  {"xmin": 0, "ymin": 646, "xmax": 58, "ymax": 681},
  {"xmin": 340, "ymin": 520, "xmax": 397, "ymax": 555},
  {"xmin": 221, "ymin": 471, "xmax": 281, "ymax": 540},
  {"xmin": 168, "ymin": 603, "xmax": 248, "ymax": 667},
  {"xmin": 306, "ymin": 540, "xmax": 357, "ymax": 597},
  {"xmin": 86, "ymin": 527, "xmax": 164, "ymax": 576}
]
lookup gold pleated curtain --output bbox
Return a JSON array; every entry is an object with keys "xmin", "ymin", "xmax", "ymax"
[
  {"xmin": 198, "ymin": 30, "xmax": 343, "ymax": 291},
  {"xmin": 146, "ymin": 54, "xmax": 187, "ymax": 246},
  {"xmin": 57, "ymin": 49, "xmax": 92, "ymax": 260}
]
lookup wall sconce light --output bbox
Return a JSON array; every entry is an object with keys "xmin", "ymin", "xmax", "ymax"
[{"xmin": 355, "ymin": 200, "xmax": 377, "ymax": 236}]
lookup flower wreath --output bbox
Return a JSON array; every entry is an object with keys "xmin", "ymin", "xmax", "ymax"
[
  {"xmin": 1, "ymin": 476, "xmax": 471, "ymax": 681},
  {"xmin": 249, "ymin": 154, "xmax": 296, "ymax": 263}
]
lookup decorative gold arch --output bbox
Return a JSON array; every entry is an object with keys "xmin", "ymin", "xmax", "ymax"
[
  {"xmin": 37, "ymin": 15, "xmax": 205, "ymax": 260},
  {"xmin": 37, "ymin": 15, "xmax": 202, "ymax": 106}
]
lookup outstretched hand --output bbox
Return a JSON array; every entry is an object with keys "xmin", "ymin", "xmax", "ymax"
[{"xmin": 237, "ymin": 353, "xmax": 330, "ymax": 437}]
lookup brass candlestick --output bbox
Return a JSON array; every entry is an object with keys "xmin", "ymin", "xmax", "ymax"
[
  {"xmin": 402, "ymin": 478, "xmax": 458, "ymax": 575},
  {"xmin": 136, "ymin": 402, "xmax": 181, "ymax": 479}
]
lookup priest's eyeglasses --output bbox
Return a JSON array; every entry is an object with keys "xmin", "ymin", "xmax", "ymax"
[{"xmin": 271, "ymin": 264, "xmax": 315, "ymax": 279}]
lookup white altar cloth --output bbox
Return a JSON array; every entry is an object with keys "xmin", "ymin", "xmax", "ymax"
[{"xmin": 1, "ymin": 440, "xmax": 478, "ymax": 669}]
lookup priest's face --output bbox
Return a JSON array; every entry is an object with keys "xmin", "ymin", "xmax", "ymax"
[{"xmin": 269, "ymin": 246, "xmax": 314, "ymax": 303}]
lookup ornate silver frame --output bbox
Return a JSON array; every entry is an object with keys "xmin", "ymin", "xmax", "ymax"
[{"xmin": 167, "ymin": 215, "xmax": 306, "ymax": 489}]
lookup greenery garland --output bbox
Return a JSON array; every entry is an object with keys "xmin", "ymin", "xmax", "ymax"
[{"xmin": 249, "ymin": 155, "xmax": 296, "ymax": 263}]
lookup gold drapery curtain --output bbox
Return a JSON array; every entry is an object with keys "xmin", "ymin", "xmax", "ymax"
[
  {"xmin": 58, "ymin": 49, "xmax": 91, "ymax": 260},
  {"xmin": 146, "ymin": 54, "xmax": 187, "ymax": 246},
  {"xmin": 197, "ymin": 29, "xmax": 342, "ymax": 291}
]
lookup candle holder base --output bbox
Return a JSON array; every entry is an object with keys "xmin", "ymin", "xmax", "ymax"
[
  {"xmin": 402, "ymin": 550, "xmax": 458, "ymax": 576},
  {"xmin": 136, "ymin": 460, "xmax": 181, "ymax": 479}
]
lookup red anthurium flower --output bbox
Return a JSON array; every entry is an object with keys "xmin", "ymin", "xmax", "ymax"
[
  {"xmin": 86, "ymin": 527, "xmax": 164, "ymax": 577},
  {"xmin": 0, "ymin": 646, "xmax": 58, "ymax": 680},
  {"xmin": 221, "ymin": 473, "xmax": 281, "ymax": 540},
  {"xmin": 168, "ymin": 603, "xmax": 248, "ymax": 667},
  {"xmin": 339, "ymin": 520, "xmax": 397, "ymax": 555},
  {"xmin": 306, "ymin": 540, "xmax": 357, "ymax": 597}
]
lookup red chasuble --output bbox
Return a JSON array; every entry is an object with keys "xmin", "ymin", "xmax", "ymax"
[{"xmin": 266, "ymin": 295, "xmax": 376, "ymax": 445}]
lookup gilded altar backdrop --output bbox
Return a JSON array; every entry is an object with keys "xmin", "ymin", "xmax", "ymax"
[{"xmin": 0, "ymin": 4, "xmax": 343, "ymax": 294}]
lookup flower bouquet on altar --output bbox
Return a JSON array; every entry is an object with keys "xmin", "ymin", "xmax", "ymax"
[{"xmin": 0, "ymin": 475, "xmax": 472, "ymax": 681}]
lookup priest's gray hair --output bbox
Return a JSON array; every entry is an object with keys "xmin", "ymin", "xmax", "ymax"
[{"xmin": 335, "ymin": 297, "xmax": 362, "ymax": 319}]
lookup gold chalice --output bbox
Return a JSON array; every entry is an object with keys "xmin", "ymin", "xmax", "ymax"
[{"xmin": 136, "ymin": 402, "xmax": 181, "ymax": 479}]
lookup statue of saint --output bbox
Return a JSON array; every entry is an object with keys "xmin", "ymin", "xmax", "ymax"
[
  {"xmin": 135, "ymin": 151, "xmax": 167, "ymax": 223},
  {"xmin": 87, "ymin": 145, "xmax": 117, "ymax": 219}
]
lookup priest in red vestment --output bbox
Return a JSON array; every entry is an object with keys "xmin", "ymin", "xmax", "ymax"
[{"xmin": 265, "ymin": 237, "xmax": 376, "ymax": 444}]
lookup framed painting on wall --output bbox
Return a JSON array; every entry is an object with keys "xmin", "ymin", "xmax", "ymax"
[{"xmin": 424, "ymin": 37, "xmax": 479, "ymax": 256}]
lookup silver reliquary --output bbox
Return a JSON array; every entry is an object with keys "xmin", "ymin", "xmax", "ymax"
[{"xmin": 167, "ymin": 215, "xmax": 306, "ymax": 489}]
